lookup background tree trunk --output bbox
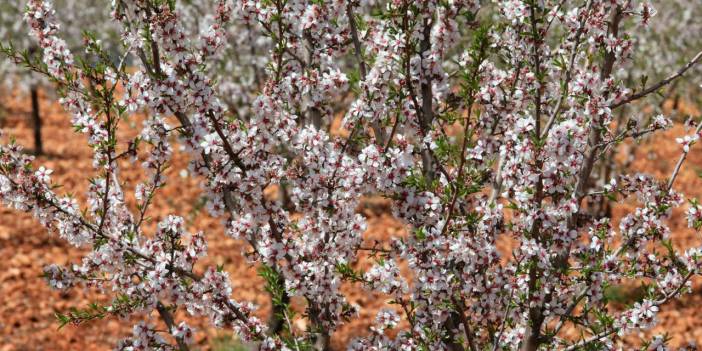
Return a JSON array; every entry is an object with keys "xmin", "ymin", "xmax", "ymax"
[{"xmin": 30, "ymin": 85, "xmax": 42, "ymax": 156}]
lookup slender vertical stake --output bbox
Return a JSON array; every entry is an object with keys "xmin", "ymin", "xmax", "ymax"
[{"xmin": 31, "ymin": 85, "xmax": 42, "ymax": 156}]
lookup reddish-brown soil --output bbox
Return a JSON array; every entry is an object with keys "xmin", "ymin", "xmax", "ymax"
[{"xmin": 1, "ymin": 91, "xmax": 702, "ymax": 350}]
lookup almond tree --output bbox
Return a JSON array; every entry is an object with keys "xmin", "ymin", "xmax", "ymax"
[
  {"xmin": 1, "ymin": 0, "xmax": 702, "ymax": 350},
  {"xmin": 0, "ymin": 0, "xmax": 118, "ymax": 155},
  {"xmin": 586, "ymin": 0, "xmax": 702, "ymax": 218}
]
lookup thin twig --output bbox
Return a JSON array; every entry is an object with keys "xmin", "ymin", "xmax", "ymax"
[
  {"xmin": 346, "ymin": 1, "xmax": 385, "ymax": 146},
  {"xmin": 610, "ymin": 50, "xmax": 702, "ymax": 109},
  {"xmin": 540, "ymin": 0, "xmax": 592, "ymax": 139},
  {"xmin": 667, "ymin": 121, "xmax": 702, "ymax": 191}
]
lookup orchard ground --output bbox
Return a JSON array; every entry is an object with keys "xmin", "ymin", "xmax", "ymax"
[{"xmin": 2, "ymin": 90, "xmax": 702, "ymax": 350}]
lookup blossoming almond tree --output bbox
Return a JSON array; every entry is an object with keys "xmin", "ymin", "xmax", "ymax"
[
  {"xmin": 0, "ymin": 0, "xmax": 119, "ymax": 155},
  {"xmin": 2, "ymin": 0, "xmax": 702, "ymax": 350},
  {"xmin": 583, "ymin": 0, "xmax": 702, "ymax": 219}
]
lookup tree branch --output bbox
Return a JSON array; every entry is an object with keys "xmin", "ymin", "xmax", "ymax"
[
  {"xmin": 610, "ymin": 50, "xmax": 702, "ymax": 109},
  {"xmin": 156, "ymin": 301, "xmax": 189, "ymax": 351}
]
